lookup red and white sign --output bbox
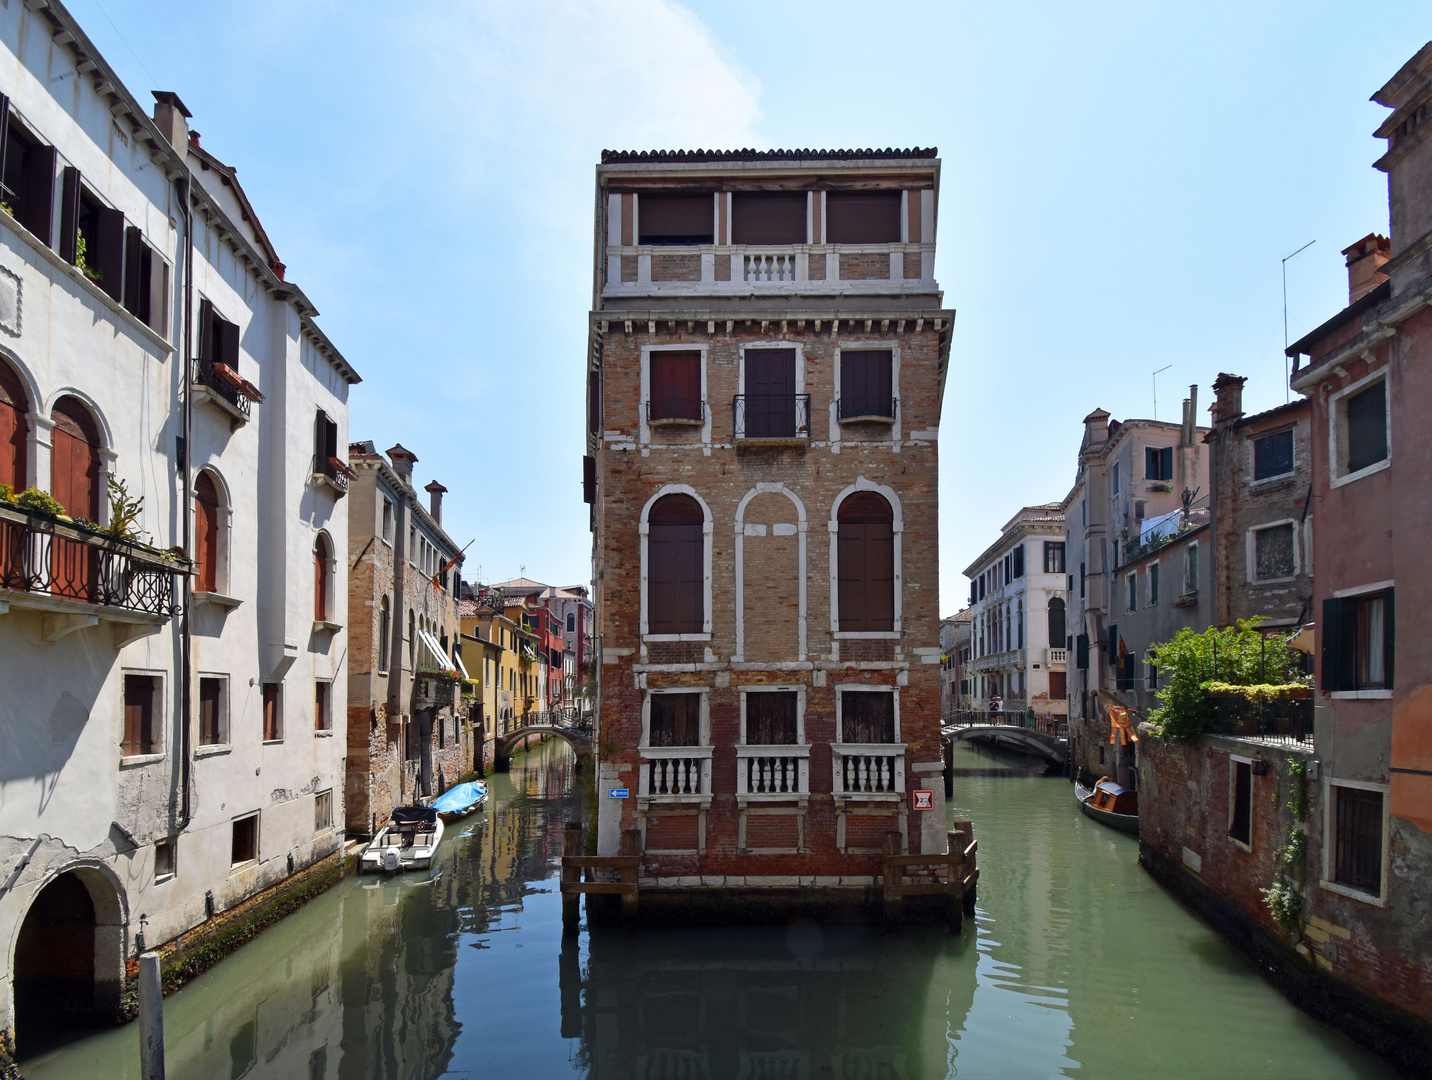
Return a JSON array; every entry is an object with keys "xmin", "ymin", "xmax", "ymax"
[{"xmin": 912, "ymin": 790, "xmax": 934, "ymax": 811}]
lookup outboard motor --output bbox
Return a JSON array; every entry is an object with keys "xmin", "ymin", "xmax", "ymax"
[{"xmin": 383, "ymin": 848, "xmax": 401, "ymax": 875}]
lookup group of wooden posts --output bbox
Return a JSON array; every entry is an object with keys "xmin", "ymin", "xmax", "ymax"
[{"xmin": 558, "ymin": 818, "xmax": 978, "ymax": 932}]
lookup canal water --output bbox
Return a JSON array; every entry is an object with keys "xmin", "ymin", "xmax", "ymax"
[{"xmin": 24, "ymin": 739, "xmax": 1397, "ymax": 1079}]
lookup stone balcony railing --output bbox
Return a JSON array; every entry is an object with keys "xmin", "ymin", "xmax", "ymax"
[
  {"xmin": 1047, "ymin": 647, "xmax": 1068, "ymax": 666},
  {"xmin": 603, "ymin": 243, "xmax": 935, "ymax": 298},
  {"xmin": 967, "ymin": 648, "xmax": 1026, "ymax": 674},
  {"xmin": 831, "ymin": 743, "xmax": 906, "ymax": 797},
  {"xmin": 0, "ymin": 503, "xmax": 186, "ymax": 640},
  {"xmin": 639, "ymin": 745, "xmax": 713, "ymax": 799},
  {"xmin": 736, "ymin": 744, "xmax": 810, "ymax": 798}
]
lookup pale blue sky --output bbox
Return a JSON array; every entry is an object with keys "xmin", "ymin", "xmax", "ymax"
[{"xmin": 74, "ymin": 1, "xmax": 1424, "ymax": 614}]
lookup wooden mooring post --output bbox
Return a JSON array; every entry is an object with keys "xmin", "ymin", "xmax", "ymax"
[
  {"xmin": 138, "ymin": 951, "xmax": 164, "ymax": 1080},
  {"xmin": 881, "ymin": 820, "xmax": 978, "ymax": 932},
  {"xmin": 559, "ymin": 823, "xmax": 643, "ymax": 931}
]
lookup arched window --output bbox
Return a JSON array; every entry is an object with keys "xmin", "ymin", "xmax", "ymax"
[
  {"xmin": 194, "ymin": 471, "xmax": 221, "ymax": 593},
  {"xmin": 1048, "ymin": 597, "xmax": 1066, "ymax": 649},
  {"xmin": 50, "ymin": 398, "xmax": 101, "ymax": 600},
  {"xmin": 0, "ymin": 361, "xmax": 28, "ymax": 491},
  {"xmin": 647, "ymin": 493, "xmax": 703, "ymax": 634},
  {"xmin": 837, "ymin": 492, "xmax": 894, "ymax": 632},
  {"xmin": 314, "ymin": 534, "xmax": 332, "ymax": 621},
  {"xmin": 378, "ymin": 596, "xmax": 391, "ymax": 674}
]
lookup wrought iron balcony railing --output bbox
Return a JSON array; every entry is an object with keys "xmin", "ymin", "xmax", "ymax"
[
  {"xmin": 312, "ymin": 456, "xmax": 354, "ymax": 496},
  {"xmin": 0, "ymin": 503, "xmax": 186, "ymax": 619},
  {"xmin": 192, "ymin": 359, "xmax": 263, "ymax": 423},
  {"xmin": 837, "ymin": 395, "xmax": 897, "ymax": 422},
  {"xmin": 732, "ymin": 394, "xmax": 811, "ymax": 442}
]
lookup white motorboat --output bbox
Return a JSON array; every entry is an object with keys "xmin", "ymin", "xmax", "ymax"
[{"xmin": 360, "ymin": 806, "xmax": 444, "ymax": 873}]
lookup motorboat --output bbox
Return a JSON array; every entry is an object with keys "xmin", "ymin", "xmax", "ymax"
[
  {"xmin": 359, "ymin": 806, "xmax": 444, "ymax": 873},
  {"xmin": 1075, "ymin": 777, "xmax": 1139, "ymax": 835},
  {"xmin": 431, "ymin": 780, "xmax": 488, "ymax": 823}
]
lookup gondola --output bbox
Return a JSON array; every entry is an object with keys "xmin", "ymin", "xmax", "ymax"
[{"xmin": 1075, "ymin": 776, "xmax": 1139, "ymax": 834}]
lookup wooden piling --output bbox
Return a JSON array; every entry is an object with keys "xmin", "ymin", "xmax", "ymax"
[
  {"xmin": 561, "ymin": 821, "xmax": 583, "ymax": 936},
  {"xmin": 138, "ymin": 951, "xmax": 164, "ymax": 1080},
  {"xmin": 952, "ymin": 818, "xmax": 978, "ymax": 916},
  {"xmin": 882, "ymin": 831, "xmax": 904, "ymax": 924},
  {"xmin": 946, "ymin": 829, "xmax": 964, "ymax": 932},
  {"xmin": 619, "ymin": 828, "xmax": 642, "ymax": 924}
]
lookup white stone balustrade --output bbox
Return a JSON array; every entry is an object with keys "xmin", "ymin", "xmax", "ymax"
[
  {"xmin": 639, "ymin": 746, "xmax": 712, "ymax": 798},
  {"xmin": 832, "ymin": 744, "xmax": 906, "ymax": 796},
  {"xmin": 736, "ymin": 746, "xmax": 810, "ymax": 796}
]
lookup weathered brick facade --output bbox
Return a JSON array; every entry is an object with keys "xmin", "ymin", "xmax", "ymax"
[{"xmin": 586, "ymin": 150, "xmax": 954, "ymax": 899}]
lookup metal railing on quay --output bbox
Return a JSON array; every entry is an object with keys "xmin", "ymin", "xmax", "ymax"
[{"xmin": 1209, "ymin": 694, "xmax": 1313, "ymax": 746}]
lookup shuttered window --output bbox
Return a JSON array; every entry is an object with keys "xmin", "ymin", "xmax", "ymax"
[
  {"xmin": 1321, "ymin": 590, "xmax": 1394, "ymax": 692},
  {"xmin": 826, "ymin": 191, "xmax": 901, "ymax": 244},
  {"xmin": 1048, "ymin": 598, "xmax": 1066, "ymax": 646},
  {"xmin": 262, "ymin": 683, "xmax": 283, "ymax": 741},
  {"xmin": 747, "ymin": 691, "xmax": 798, "ymax": 745},
  {"xmin": 1345, "ymin": 382, "xmax": 1387, "ymax": 474},
  {"xmin": 1, "ymin": 104, "xmax": 58, "ymax": 243},
  {"xmin": 649, "ymin": 692, "xmax": 701, "ymax": 747},
  {"xmin": 837, "ymin": 492, "xmax": 894, "ymax": 632},
  {"xmin": 122, "ymin": 674, "xmax": 158, "ymax": 757},
  {"xmin": 1044, "ymin": 542, "xmax": 1065, "ymax": 573},
  {"xmin": 637, "ymin": 193, "xmax": 713, "ymax": 245},
  {"xmin": 0, "ymin": 361, "xmax": 28, "ymax": 491},
  {"xmin": 647, "ymin": 494, "xmax": 703, "ymax": 634},
  {"xmin": 588, "ymin": 369, "xmax": 602, "ymax": 436},
  {"xmin": 122, "ymin": 226, "xmax": 168, "ymax": 335},
  {"xmin": 839, "ymin": 350, "xmax": 893, "ymax": 419},
  {"xmin": 731, "ymin": 192, "xmax": 806, "ymax": 245},
  {"xmin": 1144, "ymin": 446, "xmax": 1173, "ymax": 481},
  {"xmin": 1253, "ymin": 429, "xmax": 1293, "ymax": 480},
  {"xmin": 841, "ymin": 690, "xmax": 894, "ymax": 743},
  {"xmin": 314, "ymin": 534, "xmax": 331, "ymax": 621},
  {"xmin": 198, "ymin": 676, "xmax": 224, "ymax": 746},
  {"xmin": 743, "ymin": 349, "xmax": 797, "ymax": 437},
  {"xmin": 649, "ymin": 351, "xmax": 701, "ymax": 421},
  {"xmin": 50, "ymin": 398, "xmax": 100, "ymax": 518},
  {"xmin": 194, "ymin": 471, "xmax": 221, "ymax": 593}
]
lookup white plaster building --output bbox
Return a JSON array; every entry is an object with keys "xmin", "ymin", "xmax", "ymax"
[
  {"xmin": 0, "ymin": 2, "xmax": 358, "ymax": 1059},
  {"xmin": 962, "ymin": 505, "xmax": 1069, "ymax": 720}
]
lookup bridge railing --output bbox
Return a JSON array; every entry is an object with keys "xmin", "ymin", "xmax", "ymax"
[
  {"xmin": 501, "ymin": 709, "xmax": 594, "ymax": 738},
  {"xmin": 942, "ymin": 711, "xmax": 1068, "ymax": 739}
]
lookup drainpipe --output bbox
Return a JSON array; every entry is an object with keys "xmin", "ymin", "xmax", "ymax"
[{"xmin": 178, "ymin": 174, "xmax": 194, "ymax": 832}]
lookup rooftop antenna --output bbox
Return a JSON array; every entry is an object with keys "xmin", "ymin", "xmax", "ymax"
[
  {"xmin": 1283, "ymin": 240, "xmax": 1316, "ymax": 403},
  {"xmin": 1152, "ymin": 364, "xmax": 1172, "ymax": 420}
]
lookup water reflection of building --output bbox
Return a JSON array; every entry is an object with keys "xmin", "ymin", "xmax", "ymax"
[{"xmin": 562, "ymin": 925, "xmax": 973, "ymax": 1080}]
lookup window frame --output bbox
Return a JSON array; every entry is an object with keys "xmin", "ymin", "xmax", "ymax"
[
  {"xmin": 261, "ymin": 682, "xmax": 284, "ymax": 743},
  {"xmin": 830, "ymin": 482, "xmax": 903, "ymax": 639},
  {"xmin": 1227, "ymin": 755, "xmax": 1253, "ymax": 851},
  {"xmin": 1148, "ymin": 561, "xmax": 1160, "ymax": 606},
  {"xmin": 196, "ymin": 672, "xmax": 229, "ymax": 751},
  {"xmin": 314, "ymin": 679, "xmax": 332, "ymax": 734},
  {"xmin": 640, "ymin": 485, "xmax": 713, "ymax": 642},
  {"xmin": 1321, "ymin": 778, "xmax": 1389, "ymax": 905},
  {"xmin": 1251, "ymin": 427, "xmax": 1295, "ymax": 483},
  {"xmin": 230, "ymin": 812, "xmax": 260, "ymax": 869},
  {"xmin": 834, "ymin": 345, "xmax": 898, "ymax": 426},
  {"xmin": 642, "ymin": 344, "xmax": 708, "ymax": 433},
  {"xmin": 834, "ymin": 684, "xmax": 903, "ymax": 746},
  {"xmin": 1184, "ymin": 542, "xmax": 1200, "ymax": 596},
  {"xmin": 739, "ymin": 686, "xmax": 806, "ymax": 747},
  {"xmin": 1043, "ymin": 541, "xmax": 1065, "ymax": 574},
  {"xmin": 1248, "ymin": 519, "xmax": 1300, "ymax": 584},
  {"xmin": 120, "ymin": 670, "xmax": 164, "ymax": 762},
  {"xmin": 1322, "ymin": 582, "xmax": 1394, "ymax": 697},
  {"xmin": 1125, "ymin": 571, "xmax": 1137, "ymax": 613},
  {"xmin": 314, "ymin": 789, "xmax": 333, "ymax": 834},
  {"xmin": 1329, "ymin": 370, "xmax": 1391, "ymax": 488},
  {"xmin": 380, "ymin": 496, "xmax": 394, "ymax": 546},
  {"xmin": 153, "ymin": 838, "xmax": 175, "ymax": 884}
]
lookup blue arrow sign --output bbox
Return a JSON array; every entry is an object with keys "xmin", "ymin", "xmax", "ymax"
[{"xmin": 609, "ymin": 788, "xmax": 630, "ymax": 799}]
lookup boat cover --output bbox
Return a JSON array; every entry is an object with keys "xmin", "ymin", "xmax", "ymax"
[
  {"xmin": 1094, "ymin": 782, "xmax": 1130, "ymax": 796},
  {"xmin": 391, "ymin": 806, "xmax": 438, "ymax": 826},
  {"xmin": 432, "ymin": 782, "xmax": 487, "ymax": 814}
]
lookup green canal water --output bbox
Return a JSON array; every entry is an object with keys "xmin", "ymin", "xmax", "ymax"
[{"xmin": 23, "ymin": 740, "xmax": 1397, "ymax": 1079}]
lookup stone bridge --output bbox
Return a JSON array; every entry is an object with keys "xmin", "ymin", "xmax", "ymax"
[
  {"xmin": 942, "ymin": 723, "xmax": 1068, "ymax": 769},
  {"xmin": 495, "ymin": 713, "xmax": 593, "ymax": 767}
]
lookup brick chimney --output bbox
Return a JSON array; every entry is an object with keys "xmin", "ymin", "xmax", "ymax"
[
  {"xmin": 1342, "ymin": 234, "xmax": 1390, "ymax": 303},
  {"xmin": 1210, "ymin": 373, "xmax": 1245, "ymax": 426},
  {"xmin": 386, "ymin": 443, "xmax": 417, "ymax": 485},
  {"xmin": 424, "ymin": 481, "xmax": 447, "ymax": 526},
  {"xmin": 150, "ymin": 91, "xmax": 191, "ymax": 157}
]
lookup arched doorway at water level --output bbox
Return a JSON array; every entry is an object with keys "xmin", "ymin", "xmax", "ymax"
[{"xmin": 11, "ymin": 866, "xmax": 126, "ymax": 1060}]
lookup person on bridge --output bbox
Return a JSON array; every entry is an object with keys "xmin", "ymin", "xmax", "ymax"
[{"xmin": 988, "ymin": 697, "xmax": 1002, "ymax": 722}]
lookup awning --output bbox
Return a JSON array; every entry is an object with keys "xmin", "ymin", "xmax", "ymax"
[
  {"xmin": 1287, "ymin": 624, "xmax": 1315, "ymax": 654},
  {"xmin": 416, "ymin": 628, "xmax": 455, "ymax": 674}
]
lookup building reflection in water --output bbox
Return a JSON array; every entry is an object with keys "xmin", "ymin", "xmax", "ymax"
[{"xmin": 560, "ymin": 922, "xmax": 975, "ymax": 1080}]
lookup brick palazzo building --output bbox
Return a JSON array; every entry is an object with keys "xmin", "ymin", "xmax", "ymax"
[{"xmin": 584, "ymin": 148, "xmax": 954, "ymax": 911}]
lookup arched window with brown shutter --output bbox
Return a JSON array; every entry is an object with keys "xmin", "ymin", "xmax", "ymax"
[
  {"xmin": 0, "ymin": 361, "xmax": 28, "ymax": 491},
  {"xmin": 50, "ymin": 397, "xmax": 100, "ymax": 600},
  {"xmin": 837, "ymin": 492, "xmax": 894, "ymax": 632},
  {"xmin": 647, "ymin": 493, "xmax": 704, "ymax": 634},
  {"xmin": 194, "ymin": 471, "xmax": 220, "ymax": 593},
  {"xmin": 314, "ymin": 533, "xmax": 331, "ymax": 622}
]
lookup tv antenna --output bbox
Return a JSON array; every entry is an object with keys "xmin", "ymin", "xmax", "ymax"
[
  {"xmin": 1152, "ymin": 364, "xmax": 1172, "ymax": 420},
  {"xmin": 1283, "ymin": 240, "xmax": 1316, "ymax": 403}
]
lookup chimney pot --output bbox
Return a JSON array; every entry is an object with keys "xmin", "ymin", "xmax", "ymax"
[
  {"xmin": 1211, "ymin": 373, "xmax": 1245, "ymax": 426},
  {"xmin": 150, "ymin": 90, "xmax": 192, "ymax": 158},
  {"xmin": 424, "ymin": 481, "xmax": 447, "ymax": 525},
  {"xmin": 1342, "ymin": 234, "xmax": 1390, "ymax": 303},
  {"xmin": 386, "ymin": 443, "xmax": 418, "ymax": 484}
]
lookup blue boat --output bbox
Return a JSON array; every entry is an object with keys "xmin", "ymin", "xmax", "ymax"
[{"xmin": 431, "ymin": 781, "xmax": 488, "ymax": 822}]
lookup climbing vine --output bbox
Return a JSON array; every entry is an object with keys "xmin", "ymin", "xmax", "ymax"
[{"xmin": 1263, "ymin": 756, "xmax": 1311, "ymax": 943}]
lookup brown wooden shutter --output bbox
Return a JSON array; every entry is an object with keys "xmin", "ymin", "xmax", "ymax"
[
  {"xmin": 842, "ymin": 690, "xmax": 894, "ymax": 743},
  {"xmin": 744, "ymin": 349, "xmax": 796, "ymax": 437},
  {"xmin": 50, "ymin": 398, "xmax": 100, "ymax": 519},
  {"xmin": 123, "ymin": 674, "xmax": 154, "ymax": 755},
  {"xmin": 0, "ymin": 361, "xmax": 28, "ymax": 491},
  {"xmin": 637, "ymin": 193, "xmax": 713, "ymax": 244},
  {"xmin": 587, "ymin": 369, "xmax": 602, "ymax": 435},
  {"xmin": 197, "ymin": 298, "xmax": 214, "ymax": 361},
  {"xmin": 731, "ymin": 192, "xmax": 806, "ymax": 245},
  {"xmin": 826, "ymin": 191, "xmax": 902, "ymax": 244},
  {"xmin": 19, "ymin": 142, "xmax": 55, "ymax": 244},
  {"xmin": 194, "ymin": 472, "xmax": 220, "ymax": 593},
  {"xmin": 199, "ymin": 679, "xmax": 221, "ymax": 745},
  {"xmin": 314, "ymin": 536, "xmax": 329, "ymax": 621},
  {"xmin": 94, "ymin": 207, "xmax": 125, "ymax": 301},
  {"xmin": 650, "ymin": 351, "xmax": 700, "ymax": 420},
  {"xmin": 216, "ymin": 317, "xmax": 240, "ymax": 369},
  {"xmin": 837, "ymin": 492, "xmax": 894, "ymax": 632},
  {"xmin": 647, "ymin": 494, "xmax": 703, "ymax": 634},
  {"xmin": 582, "ymin": 455, "xmax": 596, "ymax": 504},
  {"xmin": 124, "ymin": 225, "xmax": 143, "ymax": 316},
  {"xmin": 58, "ymin": 166, "xmax": 81, "ymax": 263},
  {"xmin": 147, "ymin": 248, "xmax": 168, "ymax": 336},
  {"xmin": 748, "ymin": 691, "xmax": 797, "ymax": 745}
]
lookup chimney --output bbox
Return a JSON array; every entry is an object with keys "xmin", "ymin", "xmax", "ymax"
[
  {"xmin": 1179, "ymin": 384, "xmax": 1199, "ymax": 445},
  {"xmin": 1342, "ymin": 234, "xmax": 1390, "ymax": 303},
  {"xmin": 386, "ymin": 443, "xmax": 418, "ymax": 485},
  {"xmin": 1210, "ymin": 373, "xmax": 1245, "ymax": 427},
  {"xmin": 424, "ymin": 481, "xmax": 447, "ymax": 525},
  {"xmin": 1081, "ymin": 408, "xmax": 1111, "ymax": 454},
  {"xmin": 150, "ymin": 91, "xmax": 191, "ymax": 158}
]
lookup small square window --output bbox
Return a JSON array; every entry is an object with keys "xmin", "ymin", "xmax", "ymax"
[
  {"xmin": 315, "ymin": 790, "xmax": 333, "ymax": 833},
  {"xmin": 231, "ymin": 813, "xmax": 259, "ymax": 866},
  {"xmin": 1253, "ymin": 429, "xmax": 1294, "ymax": 480},
  {"xmin": 154, "ymin": 839, "xmax": 175, "ymax": 882}
]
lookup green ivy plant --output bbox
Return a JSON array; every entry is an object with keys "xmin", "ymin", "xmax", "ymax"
[
  {"xmin": 1147, "ymin": 618, "xmax": 1305, "ymax": 742},
  {"xmin": 1278, "ymin": 827, "xmax": 1308, "ymax": 868},
  {"xmin": 1287, "ymin": 757, "xmax": 1310, "ymax": 821}
]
